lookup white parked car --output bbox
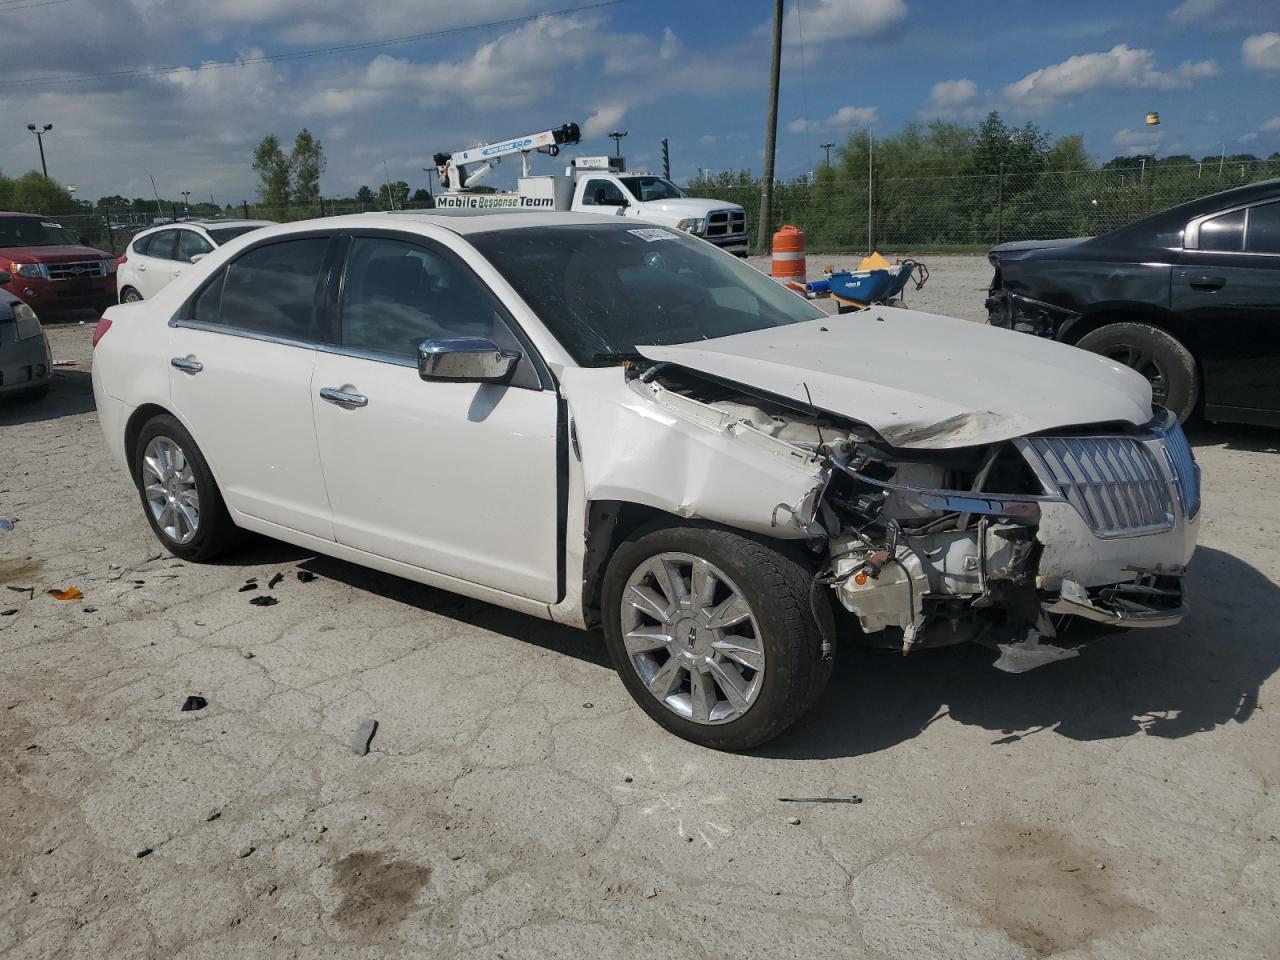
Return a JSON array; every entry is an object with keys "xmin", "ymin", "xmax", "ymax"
[
  {"xmin": 91, "ymin": 213, "xmax": 1201, "ymax": 749},
  {"xmin": 117, "ymin": 220, "xmax": 273, "ymax": 302}
]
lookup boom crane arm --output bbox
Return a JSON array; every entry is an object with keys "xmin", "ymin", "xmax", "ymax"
[{"xmin": 433, "ymin": 122, "xmax": 580, "ymax": 191}]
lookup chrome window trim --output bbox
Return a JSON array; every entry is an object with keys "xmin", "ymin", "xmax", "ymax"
[
  {"xmin": 316, "ymin": 341, "xmax": 416, "ymax": 369},
  {"xmin": 167, "ymin": 316, "xmax": 317, "ymax": 351},
  {"xmin": 1184, "ymin": 196, "xmax": 1280, "ymax": 254}
]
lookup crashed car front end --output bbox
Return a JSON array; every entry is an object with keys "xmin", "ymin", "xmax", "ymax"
[{"xmin": 567, "ymin": 361, "xmax": 1200, "ymax": 668}]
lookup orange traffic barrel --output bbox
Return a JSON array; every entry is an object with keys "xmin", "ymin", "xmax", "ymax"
[{"xmin": 771, "ymin": 225, "xmax": 806, "ymax": 281}]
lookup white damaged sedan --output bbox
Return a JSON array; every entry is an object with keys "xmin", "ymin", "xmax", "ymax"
[{"xmin": 91, "ymin": 212, "xmax": 1200, "ymax": 749}]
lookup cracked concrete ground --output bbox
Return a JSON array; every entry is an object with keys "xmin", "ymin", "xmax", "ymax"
[{"xmin": 2, "ymin": 257, "xmax": 1279, "ymax": 959}]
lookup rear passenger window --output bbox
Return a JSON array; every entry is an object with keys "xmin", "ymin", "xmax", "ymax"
[
  {"xmin": 1246, "ymin": 201, "xmax": 1280, "ymax": 254},
  {"xmin": 1198, "ymin": 209, "xmax": 1244, "ymax": 252},
  {"xmin": 177, "ymin": 230, "xmax": 214, "ymax": 262},
  {"xmin": 218, "ymin": 238, "xmax": 328, "ymax": 341},
  {"xmin": 190, "ymin": 269, "xmax": 225, "ymax": 324},
  {"xmin": 147, "ymin": 230, "xmax": 178, "ymax": 260}
]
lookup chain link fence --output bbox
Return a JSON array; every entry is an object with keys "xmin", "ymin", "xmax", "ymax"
[
  {"xmin": 692, "ymin": 159, "xmax": 1280, "ymax": 253},
  {"xmin": 30, "ymin": 159, "xmax": 1280, "ymax": 257}
]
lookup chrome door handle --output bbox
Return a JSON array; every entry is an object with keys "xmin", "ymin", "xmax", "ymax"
[
  {"xmin": 170, "ymin": 356, "xmax": 203, "ymax": 373},
  {"xmin": 319, "ymin": 387, "xmax": 368, "ymax": 407}
]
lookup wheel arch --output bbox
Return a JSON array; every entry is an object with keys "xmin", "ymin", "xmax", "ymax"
[
  {"xmin": 123, "ymin": 403, "xmax": 231, "ymax": 502},
  {"xmin": 1059, "ymin": 304, "xmax": 1197, "ymax": 351}
]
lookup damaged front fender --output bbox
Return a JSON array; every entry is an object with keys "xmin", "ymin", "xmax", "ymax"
[{"xmin": 560, "ymin": 366, "xmax": 830, "ymax": 539}]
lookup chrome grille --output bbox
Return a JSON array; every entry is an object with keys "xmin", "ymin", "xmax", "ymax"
[
  {"xmin": 705, "ymin": 209, "xmax": 746, "ymax": 238},
  {"xmin": 46, "ymin": 260, "xmax": 106, "ymax": 281},
  {"xmin": 1020, "ymin": 436, "xmax": 1174, "ymax": 537},
  {"xmin": 1161, "ymin": 422, "xmax": 1201, "ymax": 519}
]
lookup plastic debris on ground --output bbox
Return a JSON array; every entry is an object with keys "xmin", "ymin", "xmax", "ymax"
[
  {"xmin": 181, "ymin": 695, "xmax": 208, "ymax": 712},
  {"xmin": 249, "ymin": 595, "xmax": 278, "ymax": 607},
  {"xmin": 47, "ymin": 587, "xmax": 83, "ymax": 601},
  {"xmin": 353, "ymin": 719, "xmax": 379, "ymax": 756}
]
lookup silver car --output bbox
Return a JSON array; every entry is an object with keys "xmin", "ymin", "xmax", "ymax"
[{"xmin": 0, "ymin": 276, "xmax": 51, "ymax": 403}]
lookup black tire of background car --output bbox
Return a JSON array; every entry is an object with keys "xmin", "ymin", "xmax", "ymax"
[
  {"xmin": 1076, "ymin": 322, "xmax": 1199, "ymax": 424},
  {"xmin": 133, "ymin": 414, "xmax": 239, "ymax": 562},
  {"xmin": 601, "ymin": 522, "xmax": 833, "ymax": 751},
  {"xmin": 121, "ymin": 288, "xmax": 143, "ymax": 303}
]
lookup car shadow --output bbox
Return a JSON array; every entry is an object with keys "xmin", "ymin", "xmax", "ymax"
[
  {"xmin": 0, "ymin": 366, "xmax": 95, "ymax": 426},
  {"xmin": 269, "ymin": 549, "xmax": 610, "ymax": 670},
  {"xmin": 758, "ymin": 545, "xmax": 1279, "ymax": 760},
  {"xmin": 1185, "ymin": 420, "xmax": 1278, "ymax": 454}
]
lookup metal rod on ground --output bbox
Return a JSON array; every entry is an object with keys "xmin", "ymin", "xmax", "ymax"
[{"xmin": 758, "ymin": 0, "xmax": 783, "ymax": 256}]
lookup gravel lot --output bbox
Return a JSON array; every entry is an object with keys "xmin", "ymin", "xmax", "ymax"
[{"xmin": 2, "ymin": 256, "xmax": 1278, "ymax": 959}]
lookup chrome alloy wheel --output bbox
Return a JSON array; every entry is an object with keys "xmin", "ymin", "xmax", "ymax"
[
  {"xmin": 142, "ymin": 435, "xmax": 200, "ymax": 545},
  {"xmin": 620, "ymin": 552, "xmax": 765, "ymax": 725}
]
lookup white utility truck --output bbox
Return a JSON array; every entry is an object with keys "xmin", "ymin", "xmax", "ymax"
[{"xmin": 431, "ymin": 122, "xmax": 749, "ymax": 255}]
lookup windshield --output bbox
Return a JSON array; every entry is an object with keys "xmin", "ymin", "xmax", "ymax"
[
  {"xmin": 208, "ymin": 225, "xmax": 267, "ymax": 245},
  {"xmin": 469, "ymin": 224, "xmax": 823, "ymax": 366},
  {"xmin": 619, "ymin": 177, "xmax": 686, "ymax": 202},
  {"xmin": 0, "ymin": 217, "xmax": 80, "ymax": 248}
]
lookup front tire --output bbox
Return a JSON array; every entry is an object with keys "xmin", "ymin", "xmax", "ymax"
[
  {"xmin": 133, "ymin": 414, "xmax": 237, "ymax": 561},
  {"xmin": 602, "ymin": 523, "xmax": 832, "ymax": 750},
  {"xmin": 1075, "ymin": 322, "xmax": 1198, "ymax": 422}
]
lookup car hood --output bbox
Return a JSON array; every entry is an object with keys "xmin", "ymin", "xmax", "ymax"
[
  {"xmin": 0, "ymin": 244, "xmax": 110, "ymax": 262},
  {"xmin": 635, "ymin": 197, "xmax": 742, "ymax": 218},
  {"xmin": 636, "ymin": 308, "xmax": 1153, "ymax": 449}
]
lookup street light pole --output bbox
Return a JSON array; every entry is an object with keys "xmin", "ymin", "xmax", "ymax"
[
  {"xmin": 820, "ymin": 142, "xmax": 835, "ymax": 167},
  {"xmin": 26, "ymin": 123, "xmax": 52, "ymax": 178},
  {"xmin": 180, "ymin": 191, "xmax": 191, "ymax": 218},
  {"xmin": 608, "ymin": 130, "xmax": 628, "ymax": 158}
]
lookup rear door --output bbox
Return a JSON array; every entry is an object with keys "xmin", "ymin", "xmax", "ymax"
[
  {"xmin": 310, "ymin": 231, "xmax": 561, "ymax": 602},
  {"xmin": 1175, "ymin": 198, "xmax": 1280, "ymax": 418},
  {"xmin": 168, "ymin": 233, "xmax": 337, "ymax": 540},
  {"xmin": 134, "ymin": 229, "xmax": 177, "ymax": 299}
]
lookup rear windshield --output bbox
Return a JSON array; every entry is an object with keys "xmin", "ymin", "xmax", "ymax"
[
  {"xmin": 0, "ymin": 217, "xmax": 79, "ymax": 248},
  {"xmin": 468, "ymin": 223, "xmax": 822, "ymax": 366},
  {"xmin": 208, "ymin": 225, "xmax": 267, "ymax": 245}
]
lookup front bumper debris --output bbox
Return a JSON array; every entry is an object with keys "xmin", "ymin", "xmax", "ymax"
[{"xmin": 1045, "ymin": 575, "xmax": 1187, "ymax": 628}]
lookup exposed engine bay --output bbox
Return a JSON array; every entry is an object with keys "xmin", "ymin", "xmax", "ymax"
[{"xmin": 613, "ymin": 362, "xmax": 1197, "ymax": 671}]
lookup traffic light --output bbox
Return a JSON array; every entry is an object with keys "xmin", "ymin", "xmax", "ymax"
[{"xmin": 661, "ymin": 138, "xmax": 670, "ymax": 179}]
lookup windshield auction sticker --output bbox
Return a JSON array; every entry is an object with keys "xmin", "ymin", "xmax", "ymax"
[{"xmin": 627, "ymin": 228, "xmax": 678, "ymax": 242}]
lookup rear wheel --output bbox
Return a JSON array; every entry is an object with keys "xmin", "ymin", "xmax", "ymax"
[
  {"xmin": 1075, "ymin": 322, "xmax": 1198, "ymax": 422},
  {"xmin": 602, "ymin": 523, "xmax": 831, "ymax": 750},
  {"xmin": 133, "ymin": 415, "xmax": 237, "ymax": 561},
  {"xmin": 121, "ymin": 287, "xmax": 143, "ymax": 303}
]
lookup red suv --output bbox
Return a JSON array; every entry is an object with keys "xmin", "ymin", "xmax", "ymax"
[{"xmin": 0, "ymin": 211, "xmax": 117, "ymax": 315}]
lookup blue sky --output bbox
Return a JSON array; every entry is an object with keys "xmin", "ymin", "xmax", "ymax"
[{"xmin": 0, "ymin": 0, "xmax": 1277, "ymax": 202}]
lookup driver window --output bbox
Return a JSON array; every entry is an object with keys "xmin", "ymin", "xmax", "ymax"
[
  {"xmin": 177, "ymin": 230, "xmax": 214, "ymax": 262},
  {"xmin": 581, "ymin": 179, "xmax": 625, "ymax": 207},
  {"xmin": 339, "ymin": 237, "xmax": 509, "ymax": 361}
]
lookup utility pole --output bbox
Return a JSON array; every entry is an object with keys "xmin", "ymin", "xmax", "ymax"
[
  {"xmin": 149, "ymin": 174, "xmax": 163, "ymax": 222},
  {"xmin": 867, "ymin": 123, "xmax": 874, "ymax": 255},
  {"xmin": 608, "ymin": 130, "xmax": 628, "ymax": 158},
  {"xmin": 27, "ymin": 123, "xmax": 52, "ymax": 178},
  {"xmin": 758, "ymin": 0, "xmax": 783, "ymax": 255},
  {"xmin": 820, "ymin": 142, "xmax": 834, "ymax": 167},
  {"xmin": 661, "ymin": 138, "xmax": 670, "ymax": 179},
  {"xmin": 382, "ymin": 159, "xmax": 396, "ymax": 210}
]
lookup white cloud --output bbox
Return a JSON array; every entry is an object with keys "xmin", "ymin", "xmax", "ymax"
[
  {"xmin": 1262, "ymin": 117, "xmax": 1280, "ymax": 131},
  {"xmin": 583, "ymin": 103, "xmax": 628, "ymax": 138},
  {"xmin": 787, "ymin": 118, "xmax": 814, "ymax": 134},
  {"xmin": 929, "ymin": 79, "xmax": 977, "ymax": 107},
  {"xmin": 1004, "ymin": 44, "xmax": 1219, "ymax": 109},
  {"xmin": 1240, "ymin": 132, "xmax": 1259, "ymax": 143},
  {"xmin": 783, "ymin": 0, "xmax": 908, "ymax": 44},
  {"xmin": 1243, "ymin": 32, "xmax": 1280, "ymax": 71},
  {"xmin": 1168, "ymin": 0, "xmax": 1225, "ymax": 25},
  {"xmin": 826, "ymin": 105, "xmax": 879, "ymax": 128},
  {"xmin": 1113, "ymin": 127, "xmax": 1166, "ymax": 156},
  {"xmin": 658, "ymin": 26, "xmax": 682, "ymax": 60}
]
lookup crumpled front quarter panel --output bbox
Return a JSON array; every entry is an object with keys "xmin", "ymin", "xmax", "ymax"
[{"xmin": 561, "ymin": 367, "xmax": 827, "ymax": 540}]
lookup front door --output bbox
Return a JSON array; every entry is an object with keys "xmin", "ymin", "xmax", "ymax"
[
  {"xmin": 168, "ymin": 234, "xmax": 336, "ymax": 540},
  {"xmin": 1175, "ymin": 199, "xmax": 1280, "ymax": 417},
  {"xmin": 311, "ymin": 233, "xmax": 561, "ymax": 602}
]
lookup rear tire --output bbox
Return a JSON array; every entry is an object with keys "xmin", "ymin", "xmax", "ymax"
[
  {"xmin": 602, "ymin": 522, "xmax": 832, "ymax": 751},
  {"xmin": 133, "ymin": 414, "xmax": 238, "ymax": 561},
  {"xmin": 1075, "ymin": 322, "xmax": 1198, "ymax": 423},
  {"xmin": 120, "ymin": 287, "xmax": 143, "ymax": 303}
]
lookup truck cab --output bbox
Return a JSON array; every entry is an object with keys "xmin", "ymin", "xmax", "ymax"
[{"xmin": 569, "ymin": 167, "xmax": 748, "ymax": 256}]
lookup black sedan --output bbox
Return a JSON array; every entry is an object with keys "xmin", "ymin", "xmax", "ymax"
[
  {"xmin": 0, "ymin": 273, "xmax": 52, "ymax": 403},
  {"xmin": 986, "ymin": 179, "xmax": 1280, "ymax": 426}
]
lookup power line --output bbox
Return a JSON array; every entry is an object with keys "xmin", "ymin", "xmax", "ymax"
[
  {"xmin": 0, "ymin": 0, "xmax": 633, "ymax": 89},
  {"xmin": 0, "ymin": 0, "xmax": 74, "ymax": 9}
]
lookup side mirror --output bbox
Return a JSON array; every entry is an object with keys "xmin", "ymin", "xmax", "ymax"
[
  {"xmin": 0, "ymin": 271, "xmax": 10, "ymax": 285},
  {"xmin": 189, "ymin": 253, "xmax": 207, "ymax": 264},
  {"xmin": 418, "ymin": 337, "xmax": 520, "ymax": 384}
]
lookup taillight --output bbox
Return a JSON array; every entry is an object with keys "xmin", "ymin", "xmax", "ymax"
[
  {"xmin": 91, "ymin": 316, "xmax": 112, "ymax": 348},
  {"xmin": 116, "ymin": 254, "xmax": 127, "ymax": 266}
]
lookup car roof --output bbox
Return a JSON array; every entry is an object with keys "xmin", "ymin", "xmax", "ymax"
[
  {"xmin": 243, "ymin": 210, "xmax": 644, "ymax": 238},
  {"xmin": 1097, "ymin": 177, "xmax": 1280, "ymax": 245},
  {"xmin": 0, "ymin": 211, "xmax": 63, "ymax": 219},
  {"xmin": 130, "ymin": 219, "xmax": 274, "ymax": 240}
]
